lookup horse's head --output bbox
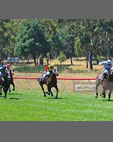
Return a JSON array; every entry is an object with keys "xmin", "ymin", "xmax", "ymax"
[
  {"xmin": 110, "ymin": 67, "xmax": 113, "ymax": 75},
  {"xmin": 10, "ymin": 69, "xmax": 14, "ymax": 76},
  {"xmin": 6, "ymin": 69, "xmax": 14, "ymax": 79},
  {"xmin": 53, "ymin": 66, "xmax": 59, "ymax": 76}
]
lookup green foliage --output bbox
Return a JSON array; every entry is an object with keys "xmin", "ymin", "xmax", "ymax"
[
  {"xmin": 58, "ymin": 52, "xmax": 67, "ymax": 63},
  {"xmin": 0, "ymin": 19, "xmax": 14, "ymax": 61},
  {"xmin": 15, "ymin": 19, "xmax": 50, "ymax": 66},
  {"xmin": 56, "ymin": 26, "xmax": 75, "ymax": 58},
  {"xmin": 1, "ymin": 19, "xmax": 113, "ymax": 67},
  {"xmin": 15, "ymin": 65, "xmax": 45, "ymax": 73},
  {"xmin": 15, "ymin": 64, "xmax": 68, "ymax": 73}
]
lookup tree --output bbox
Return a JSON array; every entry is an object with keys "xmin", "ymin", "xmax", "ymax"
[
  {"xmin": 15, "ymin": 19, "xmax": 50, "ymax": 66},
  {"xmin": 56, "ymin": 26, "xmax": 75, "ymax": 65},
  {"xmin": 0, "ymin": 19, "xmax": 14, "ymax": 64}
]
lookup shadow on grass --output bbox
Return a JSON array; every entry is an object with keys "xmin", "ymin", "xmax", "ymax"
[
  {"xmin": 102, "ymin": 99, "xmax": 113, "ymax": 102},
  {"xmin": 47, "ymin": 97, "xmax": 68, "ymax": 100},
  {"xmin": 8, "ymin": 92, "xmax": 24, "ymax": 95},
  {"xmin": 9, "ymin": 97, "xmax": 20, "ymax": 100}
]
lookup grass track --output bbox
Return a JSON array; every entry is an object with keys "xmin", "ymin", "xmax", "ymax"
[{"xmin": 0, "ymin": 91, "xmax": 113, "ymax": 121}]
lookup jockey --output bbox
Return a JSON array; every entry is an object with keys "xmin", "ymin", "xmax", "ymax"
[
  {"xmin": 42, "ymin": 63, "xmax": 55, "ymax": 81},
  {"xmin": 6, "ymin": 64, "xmax": 14, "ymax": 77},
  {"xmin": 0, "ymin": 65, "xmax": 6, "ymax": 74},
  {"xmin": 6, "ymin": 64, "xmax": 10, "ymax": 69},
  {"xmin": 0, "ymin": 65, "xmax": 6, "ymax": 82},
  {"xmin": 99, "ymin": 59, "xmax": 112, "ymax": 81}
]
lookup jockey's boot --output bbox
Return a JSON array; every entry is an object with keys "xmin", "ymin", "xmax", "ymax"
[
  {"xmin": 100, "ymin": 74, "xmax": 107, "ymax": 83},
  {"xmin": 103, "ymin": 73, "xmax": 108, "ymax": 80},
  {"xmin": 42, "ymin": 77, "xmax": 46, "ymax": 83}
]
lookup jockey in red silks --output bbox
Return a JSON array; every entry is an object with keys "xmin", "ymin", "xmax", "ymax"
[
  {"xmin": 6, "ymin": 64, "xmax": 10, "ymax": 69},
  {"xmin": 45, "ymin": 65, "xmax": 49, "ymax": 72},
  {"xmin": 6, "ymin": 64, "xmax": 14, "ymax": 77},
  {"xmin": 6, "ymin": 64, "xmax": 14, "ymax": 72},
  {"xmin": 42, "ymin": 63, "xmax": 55, "ymax": 81}
]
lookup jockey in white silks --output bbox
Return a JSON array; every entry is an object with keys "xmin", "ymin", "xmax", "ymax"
[{"xmin": 99, "ymin": 59, "xmax": 112, "ymax": 82}]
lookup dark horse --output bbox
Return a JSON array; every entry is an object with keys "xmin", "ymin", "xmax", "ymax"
[
  {"xmin": 7, "ymin": 68, "xmax": 15, "ymax": 92},
  {"xmin": 39, "ymin": 67, "xmax": 59, "ymax": 99},
  {"xmin": 0, "ymin": 71, "xmax": 10, "ymax": 99},
  {"xmin": 96, "ymin": 67, "xmax": 113, "ymax": 101}
]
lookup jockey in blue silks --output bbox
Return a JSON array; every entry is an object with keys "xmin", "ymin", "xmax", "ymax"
[
  {"xmin": 99, "ymin": 59, "xmax": 112, "ymax": 82},
  {"xmin": 0, "ymin": 65, "xmax": 6, "ymax": 82}
]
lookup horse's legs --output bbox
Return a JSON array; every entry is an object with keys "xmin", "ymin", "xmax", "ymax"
[
  {"xmin": 4, "ymin": 92, "xmax": 7, "ymax": 99},
  {"xmin": 39, "ymin": 81, "xmax": 46, "ymax": 97},
  {"xmin": 102, "ymin": 88, "xmax": 106, "ymax": 98},
  {"xmin": 12, "ymin": 80, "xmax": 15, "ymax": 91},
  {"xmin": 9, "ymin": 84, "xmax": 11, "ymax": 92},
  {"xmin": 0, "ymin": 84, "xmax": 2, "ymax": 95},
  {"xmin": 3, "ymin": 88, "xmax": 7, "ymax": 99},
  {"xmin": 51, "ymin": 90, "xmax": 54, "ymax": 96},
  {"xmin": 108, "ymin": 90, "xmax": 112, "ymax": 101},
  {"xmin": 55, "ymin": 85, "xmax": 58, "ymax": 99},
  {"xmin": 47, "ymin": 86, "xmax": 51, "ymax": 95},
  {"xmin": 47, "ymin": 87, "xmax": 54, "ymax": 96},
  {"xmin": 95, "ymin": 82, "xmax": 99, "ymax": 98},
  {"xmin": 9, "ymin": 79, "xmax": 15, "ymax": 91}
]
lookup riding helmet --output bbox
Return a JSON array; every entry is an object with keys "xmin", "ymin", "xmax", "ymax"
[{"xmin": 2, "ymin": 65, "xmax": 6, "ymax": 69}]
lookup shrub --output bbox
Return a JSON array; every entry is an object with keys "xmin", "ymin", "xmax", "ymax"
[{"xmin": 58, "ymin": 52, "xmax": 67, "ymax": 64}]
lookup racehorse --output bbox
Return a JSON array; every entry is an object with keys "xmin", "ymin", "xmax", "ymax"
[
  {"xmin": 96, "ymin": 67, "xmax": 113, "ymax": 101},
  {"xmin": 39, "ymin": 67, "xmax": 59, "ymax": 99},
  {"xmin": 1, "ymin": 71, "xmax": 10, "ymax": 99},
  {"xmin": 7, "ymin": 68, "xmax": 15, "ymax": 92},
  {"xmin": 0, "ymin": 78, "xmax": 2, "ymax": 95}
]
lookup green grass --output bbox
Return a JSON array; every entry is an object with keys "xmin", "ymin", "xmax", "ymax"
[{"xmin": 0, "ymin": 91, "xmax": 113, "ymax": 121}]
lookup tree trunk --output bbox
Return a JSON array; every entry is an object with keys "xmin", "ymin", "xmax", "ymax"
[
  {"xmin": 27, "ymin": 56, "xmax": 30, "ymax": 64},
  {"xmin": 70, "ymin": 53, "xmax": 73, "ymax": 65},
  {"xmin": 107, "ymin": 46, "xmax": 110, "ymax": 59},
  {"xmin": 88, "ymin": 52, "xmax": 93, "ymax": 70},
  {"xmin": 95, "ymin": 57, "xmax": 99, "ymax": 65},
  {"xmin": 1, "ymin": 60, "xmax": 3, "ymax": 66},
  {"xmin": 70, "ymin": 57, "xmax": 73, "ymax": 65},
  {"xmin": 39, "ymin": 56, "xmax": 43, "ymax": 65},
  {"xmin": 37, "ymin": 57, "xmax": 39, "ymax": 65},
  {"xmin": 46, "ymin": 57, "xmax": 49, "ymax": 65},
  {"xmin": 94, "ymin": 55, "xmax": 99, "ymax": 65},
  {"xmin": 86, "ymin": 54, "xmax": 88, "ymax": 68},
  {"xmin": 33, "ymin": 55, "xmax": 37, "ymax": 67}
]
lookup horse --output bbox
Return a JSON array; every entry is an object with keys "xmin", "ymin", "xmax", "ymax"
[
  {"xmin": 96, "ymin": 67, "xmax": 113, "ymax": 101},
  {"xmin": 0, "ymin": 78, "xmax": 2, "ymax": 95},
  {"xmin": 0, "ymin": 71, "xmax": 10, "ymax": 99},
  {"xmin": 39, "ymin": 67, "xmax": 59, "ymax": 99},
  {"xmin": 7, "ymin": 68, "xmax": 15, "ymax": 92}
]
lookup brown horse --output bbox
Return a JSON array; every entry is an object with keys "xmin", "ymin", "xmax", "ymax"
[
  {"xmin": 39, "ymin": 67, "xmax": 59, "ymax": 99},
  {"xmin": 96, "ymin": 67, "xmax": 113, "ymax": 101},
  {"xmin": 0, "ymin": 71, "xmax": 10, "ymax": 99},
  {"xmin": 0, "ymin": 78, "xmax": 2, "ymax": 95},
  {"xmin": 7, "ymin": 68, "xmax": 15, "ymax": 92}
]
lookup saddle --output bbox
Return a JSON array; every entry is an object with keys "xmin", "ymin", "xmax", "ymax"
[
  {"xmin": 42, "ymin": 75, "xmax": 50, "ymax": 83},
  {"xmin": 98, "ymin": 71, "xmax": 110, "ymax": 82}
]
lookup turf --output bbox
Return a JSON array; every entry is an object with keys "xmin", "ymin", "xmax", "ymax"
[{"xmin": 0, "ymin": 91, "xmax": 113, "ymax": 121}]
